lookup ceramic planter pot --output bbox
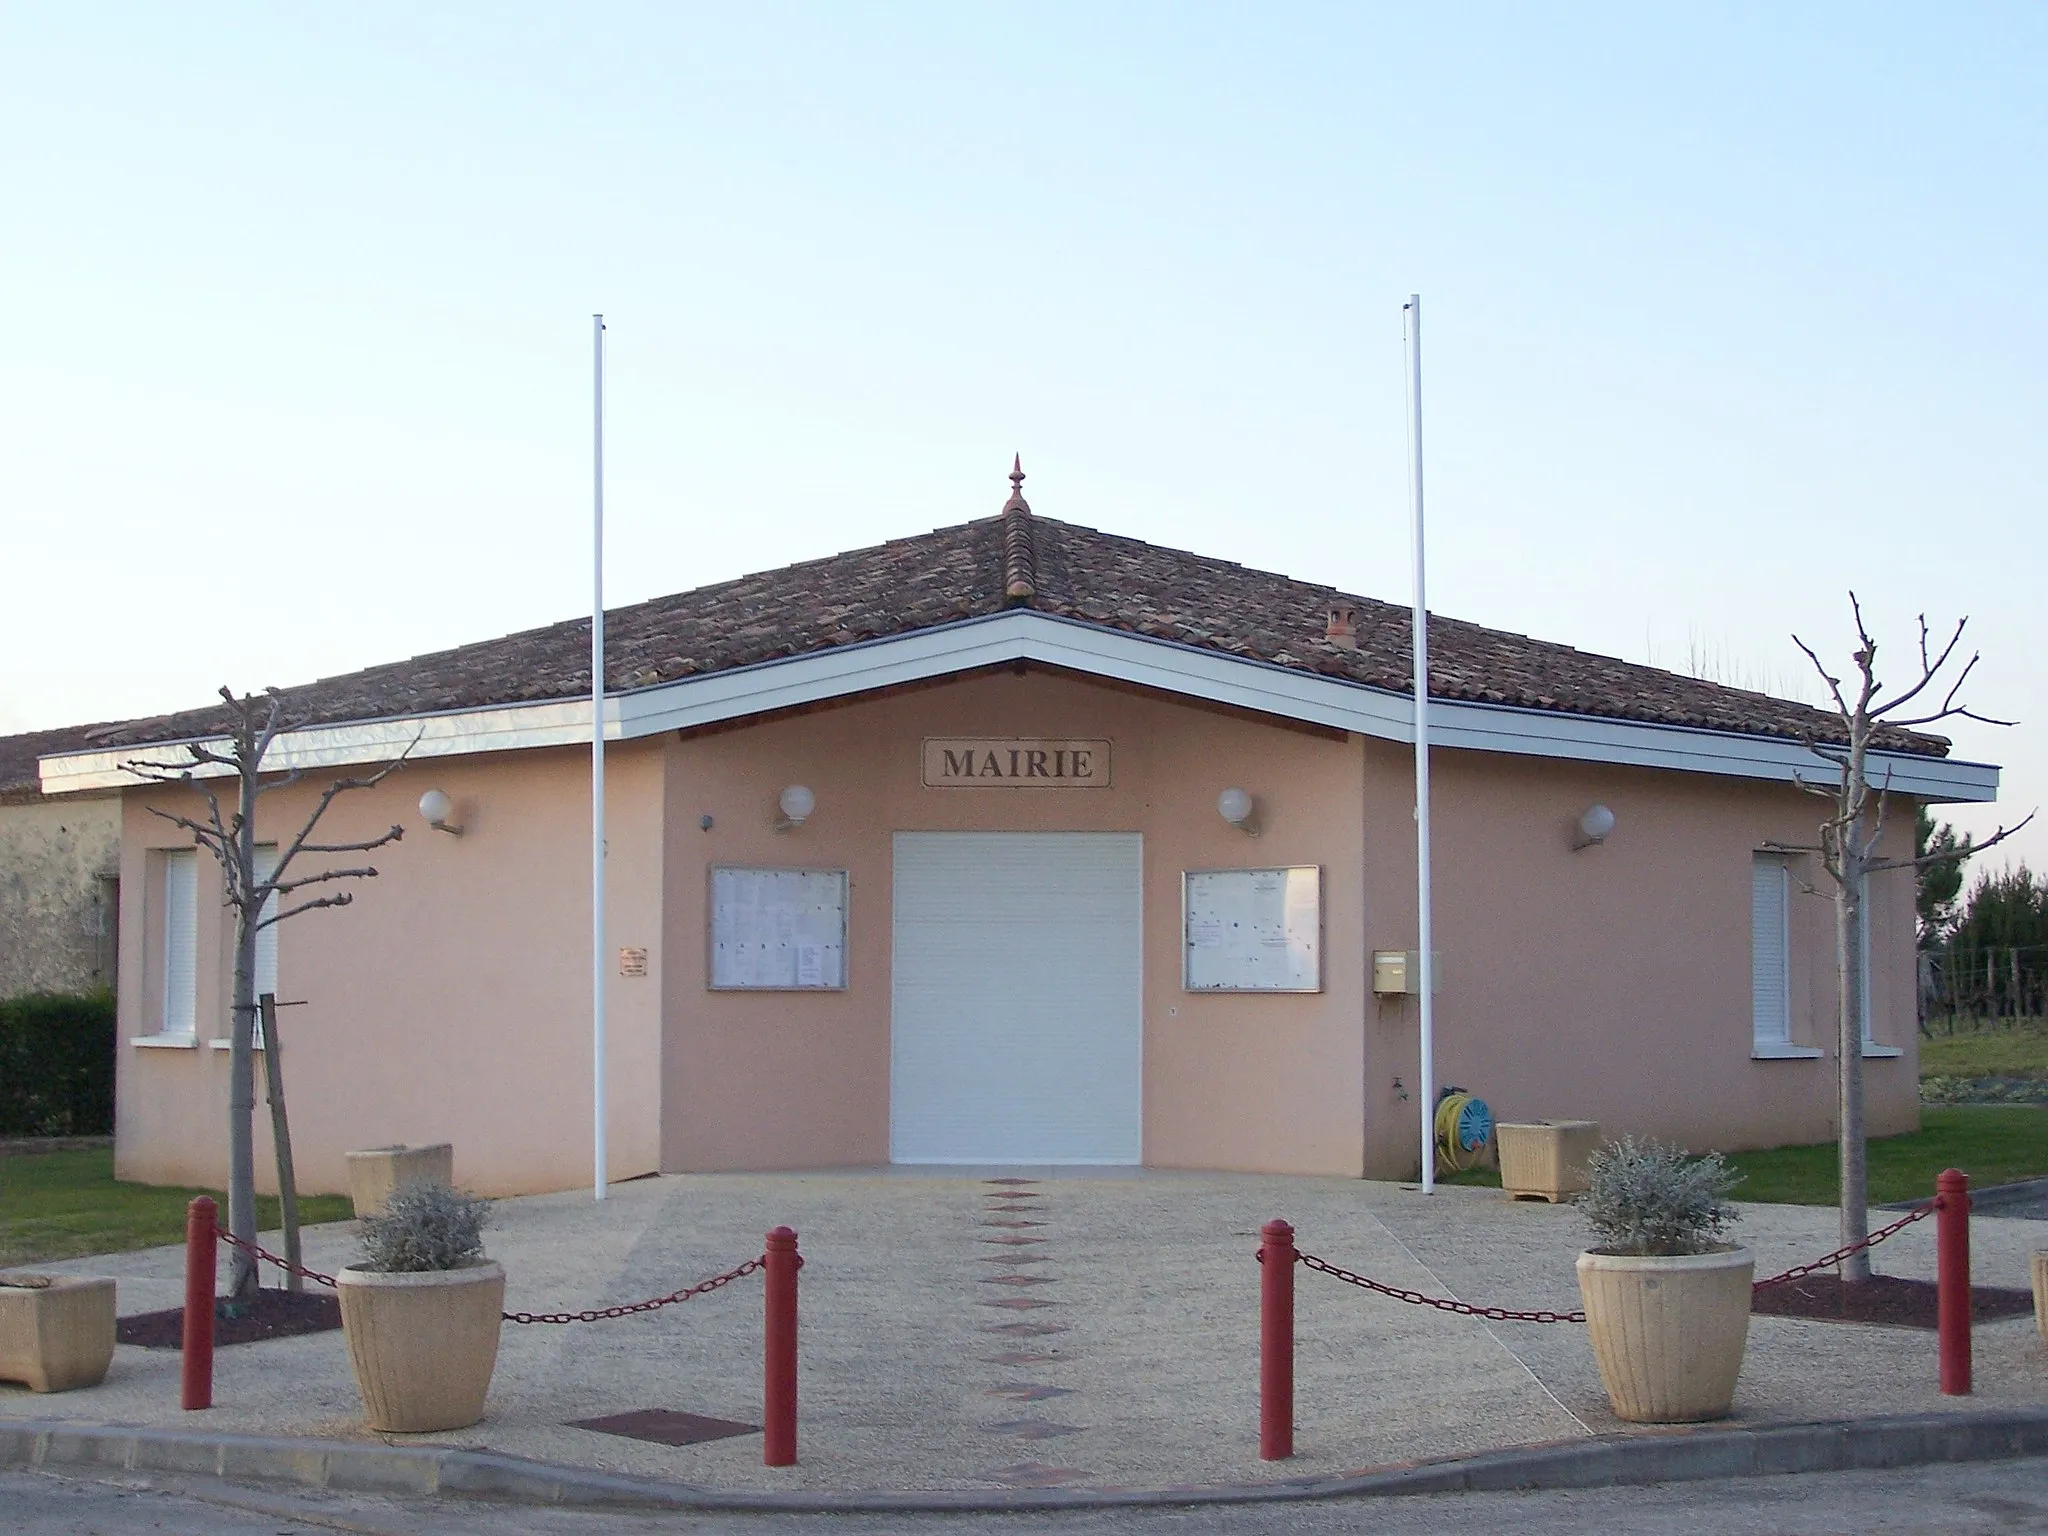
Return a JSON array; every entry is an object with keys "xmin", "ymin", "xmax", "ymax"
[
  {"xmin": 1576, "ymin": 1244, "xmax": 1753, "ymax": 1422},
  {"xmin": 336, "ymin": 1260, "xmax": 504, "ymax": 1432},
  {"xmin": 345, "ymin": 1143, "xmax": 454, "ymax": 1218},
  {"xmin": 0, "ymin": 1274, "xmax": 116, "ymax": 1392}
]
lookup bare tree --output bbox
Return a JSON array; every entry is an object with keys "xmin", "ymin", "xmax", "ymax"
[
  {"xmin": 1779, "ymin": 599, "xmax": 2031, "ymax": 1281},
  {"xmin": 125, "ymin": 689, "xmax": 409, "ymax": 1303}
]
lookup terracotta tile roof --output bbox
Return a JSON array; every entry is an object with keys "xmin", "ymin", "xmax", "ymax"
[
  {"xmin": 27, "ymin": 502, "xmax": 1947, "ymax": 769},
  {"xmin": 0, "ymin": 722, "xmax": 131, "ymax": 800}
]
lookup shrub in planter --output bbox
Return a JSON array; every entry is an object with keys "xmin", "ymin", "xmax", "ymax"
[
  {"xmin": 335, "ymin": 1184, "xmax": 504, "ymax": 1433},
  {"xmin": 1574, "ymin": 1136, "xmax": 1752, "ymax": 1423}
]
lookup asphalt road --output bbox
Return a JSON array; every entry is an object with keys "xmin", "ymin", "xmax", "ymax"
[{"xmin": 9, "ymin": 1461, "xmax": 2048, "ymax": 1536}]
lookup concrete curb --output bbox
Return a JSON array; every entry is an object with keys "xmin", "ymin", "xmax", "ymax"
[{"xmin": 5, "ymin": 1408, "xmax": 2048, "ymax": 1513}]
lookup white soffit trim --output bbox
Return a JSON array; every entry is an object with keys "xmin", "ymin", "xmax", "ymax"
[{"xmin": 38, "ymin": 610, "xmax": 1999, "ymax": 801}]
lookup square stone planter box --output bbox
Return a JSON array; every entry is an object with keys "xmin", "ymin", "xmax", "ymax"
[
  {"xmin": 346, "ymin": 1143, "xmax": 454, "ymax": 1217},
  {"xmin": 1497, "ymin": 1121, "xmax": 1601, "ymax": 1202},
  {"xmin": 0, "ymin": 1274, "xmax": 116, "ymax": 1392}
]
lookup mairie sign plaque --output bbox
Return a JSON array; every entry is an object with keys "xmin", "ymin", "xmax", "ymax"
[{"xmin": 922, "ymin": 737, "xmax": 1112, "ymax": 788}]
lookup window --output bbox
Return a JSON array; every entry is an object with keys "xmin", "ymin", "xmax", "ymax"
[
  {"xmin": 1751, "ymin": 853, "xmax": 1817, "ymax": 1059},
  {"xmin": 160, "ymin": 849, "xmax": 199, "ymax": 1036}
]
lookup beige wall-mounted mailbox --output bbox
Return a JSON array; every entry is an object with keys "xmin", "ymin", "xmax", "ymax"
[{"xmin": 1372, "ymin": 949, "xmax": 1442, "ymax": 996}]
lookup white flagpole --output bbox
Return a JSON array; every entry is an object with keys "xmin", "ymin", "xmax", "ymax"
[
  {"xmin": 1404, "ymin": 294, "xmax": 1436, "ymax": 1195},
  {"xmin": 591, "ymin": 313, "xmax": 608, "ymax": 1203}
]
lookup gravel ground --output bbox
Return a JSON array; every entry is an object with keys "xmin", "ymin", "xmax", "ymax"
[{"xmin": 4, "ymin": 1170, "xmax": 2045, "ymax": 1493}]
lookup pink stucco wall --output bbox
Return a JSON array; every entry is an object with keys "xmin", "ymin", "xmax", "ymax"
[
  {"xmin": 106, "ymin": 665, "xmax": 1919, "ymax": 1193},
  {"xmin": 114, "ymin": 744, "xmax": 666, "ymax": 1196},
  {"xmin": 1359, "ymin": 744, "xmax": 1918, "ymax": 1178},
  {"xmin": 659, "ymin": 668, "xmax": 1368, "ymax": 1175}
]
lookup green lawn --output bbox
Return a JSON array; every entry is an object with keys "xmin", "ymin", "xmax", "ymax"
[
  {"xmin": 1443, "ymin": 1105, "xmax": 2047, "ymax": 1206},
  {"xmin": 1723, "ymin": 1106, "xmax": 2046, "ymax": 1205},
  {"xmin": 1919, "ymin": 1017, "xmax": 2048, "ymax": 1079},
  {"xmin": 0, "ymin": 1148, "xmax": 353, "ymax": 1268}
]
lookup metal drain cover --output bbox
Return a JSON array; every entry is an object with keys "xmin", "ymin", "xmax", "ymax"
[{"xmin": 568, "ymin": 1409, "xmax": 760, "ymax": 1446}]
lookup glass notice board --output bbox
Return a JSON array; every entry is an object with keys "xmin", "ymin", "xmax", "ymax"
[
  {"xmin": 1182, "ymin": 866, "xmax": 1322, "ymax": 993},
  {"xmin": 708, "ymin": 867, "xmax": 849, "ymax": 991}
]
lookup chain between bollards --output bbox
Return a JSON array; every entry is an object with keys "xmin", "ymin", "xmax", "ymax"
[{"xmin": 1264, "ymin": 1168, "xmax": 1976, "ymax": 1451}]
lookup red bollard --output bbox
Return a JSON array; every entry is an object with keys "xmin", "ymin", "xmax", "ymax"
[
  {"xmin": 1260, "ymin": 1218, "xmax": 1295, "ymax": 1460},
  {"xmin": 180, "ymin": 1196, "xmax": 217, "ymax": 1410},
  {"xmin": 763, "ymin": 1226, "xmax": 799, "ymax": 1466},
  {"xmin": 1936, "ymin": 1168, "xmax": 1971, "ymax": 1396}
]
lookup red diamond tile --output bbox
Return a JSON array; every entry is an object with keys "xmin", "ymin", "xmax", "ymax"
[
  {"xmin": 986, "ymin": 1382, "xmax": 1075, "ymax": 1403},
  {"xmin": 980, "ymin": 1219, "xmax": 1046, "ymax": 1229},
  {"xmin": 984, "ymin": 1417, "xmax": 1085, "ymax": 1440},
  {"xmin": 980, "ymin": 1235, "xmax": 1049, "ymax": 1246},
  {"xmin": 981, "ymin": 1273, "xmax": 1057, "ymax": 1286},
  {"xmin": 981, "ymin": 1321, "xmax": 1070, "ymax": 1336},
  {"xmin": 978, "ymin": 1253, "xmax": 1053, "ymax": 1264}
]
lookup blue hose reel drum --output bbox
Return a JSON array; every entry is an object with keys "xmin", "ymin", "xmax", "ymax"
[{"xmin": 1433, "ymin": 1088, "xmax": 1494, "ymax": 1174}]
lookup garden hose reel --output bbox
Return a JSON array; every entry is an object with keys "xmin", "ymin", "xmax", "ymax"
[{"xmin": 1434, "ymin": 1087, "xmax": 1495, "ymax": 1175}]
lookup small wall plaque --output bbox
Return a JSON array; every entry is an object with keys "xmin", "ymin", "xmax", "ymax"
[
  {"xmin": 619, "ymin": 947, "xmax": 649, "ymax": 978},
  {"xmin": 922, "ymin": 738, "xmax": 1111, "ymax": 788}
]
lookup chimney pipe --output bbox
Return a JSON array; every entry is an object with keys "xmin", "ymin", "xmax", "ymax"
[{"xmin": 1325, "ymin": 603, "xmax": 1358, "ymax": 651}]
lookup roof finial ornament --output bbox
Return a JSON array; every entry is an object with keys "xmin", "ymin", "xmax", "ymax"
[
  {"xmin": 1003, "ymin": 453, "xmax": 1029, "ymax": 514},
  {"xmin": 1000, "ymin": 453, "xmax": 1036, "ymax": 602}
]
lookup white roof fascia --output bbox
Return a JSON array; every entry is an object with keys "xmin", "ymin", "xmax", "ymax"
[
  {"xmin": 38, "ymin": 609, "xmax": 1999, "ymax": 802},
  {"xmin": 611, "ymin": 611, "xmax": 1998, "ymax": 802},
  {"xmin": 36, "ymin": 698, "xmax": 627, "ymax": 795}
]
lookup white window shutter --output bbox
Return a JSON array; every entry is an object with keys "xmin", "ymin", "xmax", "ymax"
[
  {"xmin": 1859, "ymin": 894, "xmax": 1874, "ymax": 1046},
  {"xmin": 254, "ymin": 846, "xmax": 279, "ymax": 1001},
  {"xmin": 162, "ymin": 850, "xmax": 199, "ymax": 1035},
  {"xmin": 1751, "ymin": 854, "xmax": 1791, "ymax": 1050}
]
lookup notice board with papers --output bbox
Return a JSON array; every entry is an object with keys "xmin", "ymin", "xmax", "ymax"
[
  {"xmin": 708, "ymin": 867, "xmax": 849, "ymax": 991},
  {"xmin": 1181, "ymin": 865, "xmax": 1322, "ymax": 993}
]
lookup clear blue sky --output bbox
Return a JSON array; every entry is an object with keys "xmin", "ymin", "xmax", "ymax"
[{"xmin": 3, "ymin": 4, "xmax": 2041, "ymax": 868}]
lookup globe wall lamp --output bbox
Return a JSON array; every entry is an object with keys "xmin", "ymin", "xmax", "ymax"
[
  {"xmin": 773, "ymin": 784, "xmax": 816, "ymax": 833},
  {"xmin": 1572, "ymin": 803, "xmax": 1616, "ymax": 851},
  {"xmin": 418, "ymin": 789, "xmax": 464, "ymax": 836},
  {"xmin": 1217, "ymin": 787, "xmax": 1259, "ymax": 837}
]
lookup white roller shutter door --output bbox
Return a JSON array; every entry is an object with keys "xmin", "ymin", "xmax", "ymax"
[{"xmin": 891, "ymin": 832, "xmax": 1143, "ymax": 1164}]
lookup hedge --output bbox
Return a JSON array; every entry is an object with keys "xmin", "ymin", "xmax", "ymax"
[{"xmin": 0, "ymin": 990, "xmax": 115, "ymax": 1137}]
